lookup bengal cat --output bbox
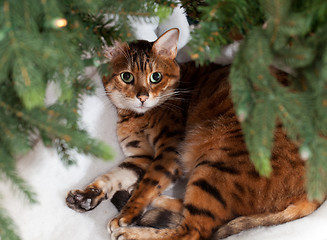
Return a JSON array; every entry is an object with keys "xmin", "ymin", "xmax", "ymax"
[{"xmin": 66, "ymin": 28, "xmax": 325, "ymax": 240}]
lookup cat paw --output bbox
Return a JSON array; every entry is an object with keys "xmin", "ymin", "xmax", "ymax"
[
  {"xmin": 108, "ymin": 217, "xmax": 129, "ymax": 234},
  {"xmin": 110, "ymin": 226, "xmax": 164, "ymax": 240},
  {"xmin": 110, "ymin": 227, "xmax": 141, "ymax": 240},
  {"xmin": 110, "ymin": 228, "xmax": 128, "ymax": 240},
  {"xmin": 66, "ymin": 187, "xmax": 106, "ymax": 212}
]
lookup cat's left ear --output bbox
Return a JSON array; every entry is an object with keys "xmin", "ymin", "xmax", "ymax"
[{"xmin": 152, "ymin": 28, "xmax": 179, "ymax": 59}]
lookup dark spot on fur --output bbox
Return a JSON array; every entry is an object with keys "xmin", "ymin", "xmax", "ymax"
[{"xmin": 111, "ymin": 190, "xmax": 131, "ymax": 211}]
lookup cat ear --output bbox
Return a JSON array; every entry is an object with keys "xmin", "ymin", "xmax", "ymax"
[
  {"xmin": 103, "ymin": 41, "xmax": 127, "ymax": 61},
  {"xmin": 152, "ymin": 28, "xmax": 179, "ymax": 59}
]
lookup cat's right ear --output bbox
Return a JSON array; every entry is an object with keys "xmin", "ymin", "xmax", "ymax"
[
  {"xmin": 152, "ymin": 28, "xmax": 179, "ymax": 59},
  {"xmin": 103, "ymin": 41, "xmax": 127, "ymax": 61}
]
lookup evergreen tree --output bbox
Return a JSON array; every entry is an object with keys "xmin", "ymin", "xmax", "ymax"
[{"xmin": 0, "ymin": 0, "xmax": 173, "ymax": 239}]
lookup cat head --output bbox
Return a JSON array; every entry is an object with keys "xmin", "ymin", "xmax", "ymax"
[{"xmin": 102, "ymin": 28, "xmax": 180, "ymax": 114}]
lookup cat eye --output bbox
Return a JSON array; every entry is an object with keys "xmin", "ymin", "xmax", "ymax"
[
  {"xmin": 120, "ymin": 72, "xmax": 134, "ymax": 84},
  {"xmin": 150, "ymin": 72, "xmax": 162, "ymax": 84}
]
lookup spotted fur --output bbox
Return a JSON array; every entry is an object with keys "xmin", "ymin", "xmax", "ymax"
[{"xmin": 66, "ymin": 29, "xmax": 325, "ymax": 240}]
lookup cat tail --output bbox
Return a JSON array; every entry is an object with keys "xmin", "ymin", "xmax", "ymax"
[
  {"xmin": 213, "ymin": 199, "xmax": 321, "ymax": 239},
  {"xmin": 136, "ymin": 199, "xmax": 322, "ymax": 239}
]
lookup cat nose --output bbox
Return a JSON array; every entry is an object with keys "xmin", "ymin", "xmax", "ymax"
[{"xmin": 136, "ymin": 92, "xmax": 149, "ymax": 103}]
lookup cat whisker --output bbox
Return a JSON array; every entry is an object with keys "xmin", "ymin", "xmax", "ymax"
[
  {"xmin": 97, "ymin": 91, "xmax": 112, "ymax": 97},
  {"xmin": 158, "ymin": 101, "xmax": 184, "ymax": 112},
  {"xmin": 158, "ymin": 92, "xmax": 189, "ymax": 101}
]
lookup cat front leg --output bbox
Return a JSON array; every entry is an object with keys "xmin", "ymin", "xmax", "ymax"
[
  {"xmin": 66, "ymin": 155, "xmax": 152, "ymax": 212},
  {"xmin": 109, "ymin": 117, "xmax": 185, "ymax": 230},
  {"xmin": 109, "ymin": 150, "xmax": 182, "ymax": 231}
]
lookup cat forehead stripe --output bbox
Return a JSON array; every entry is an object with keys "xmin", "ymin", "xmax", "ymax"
[{"xmin": 129, "ymin": 41, "xmax": 154, "ymax": 72}]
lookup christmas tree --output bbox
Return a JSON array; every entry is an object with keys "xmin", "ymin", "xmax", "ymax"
[
  {"xmin": 0, "ymin": 0, "xmax": 173, "ymax": 239},
  {"xmin": 1, "ymin": 0, "xmax": 327, "ymax": 239}
]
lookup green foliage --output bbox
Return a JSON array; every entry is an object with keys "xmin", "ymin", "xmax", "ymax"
[
  {"xmin": 186, "ymin": 0, "xmax": 264, "ymax": 63},
  {"xmin": 187, "ymin": 0, "xmax": 327, "ymax": 200},
  {"xmin": 0, "ymin": 208, "xmax": 20, "ymax": 240},
  {"xmin": 0, "ymin": 0, "xmax": 175, "ymax": 238},
  {"xmin": 229, "ymin": 28, "xmax": 276, "ymax": 176}
]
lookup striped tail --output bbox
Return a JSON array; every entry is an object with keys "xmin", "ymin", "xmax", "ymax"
[
  {"xmin": 135, "ymin": 199, "xmax": 322, "ymax": 239},
  {"xmin": 213, "ymin": 199, "xmax": 321, "ymax": 239}
]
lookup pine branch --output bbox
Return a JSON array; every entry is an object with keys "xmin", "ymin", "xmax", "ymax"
[
  {"xmin": 0, "ymin": 206, "xmax": 20, "ymax": 240},
  {"xmin": 188, "ymin": 0, "xmax": 264, "ymax": 63},
  {"xmin": 306, "ymin": 136, "xmax": 327, "ymax": 201},
  {"xmin": 188, "ymin": 0, "xmax": 327, "ymax": 198},
  {"xmin": 54, "ymin": 138, "xmax": 77, "ymax": 166},
  {"xmin": 0, "ymin": 149, "xmax": 37, "ymax": 204},
  {"xmin": 230, "ymin": 27, "xmax": 277, "ymax": 176},
  {"xmin": 0, "ymin": 1, "xmax": 177, "ymax": 239}
]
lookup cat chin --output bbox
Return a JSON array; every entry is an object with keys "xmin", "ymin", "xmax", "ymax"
[
  {"xmin": 132, "ymin": 106, "xmax": 153, "ymax": 114},
  {"xmin": 114, "ymin": 102, "xmax": 156, "ymax": 114},
  {"xmin": 131, "ymin": 99, "xmax": 160, "ymax": 114}
]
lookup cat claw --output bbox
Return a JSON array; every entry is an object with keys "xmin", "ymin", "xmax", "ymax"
[
  {"xmin": 108, "ymin": 218, "xmax": 119, "ymax": 233},
  {"xmin": 117, "ymin": 235, "xmax": 127, "ymax": 240}
]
